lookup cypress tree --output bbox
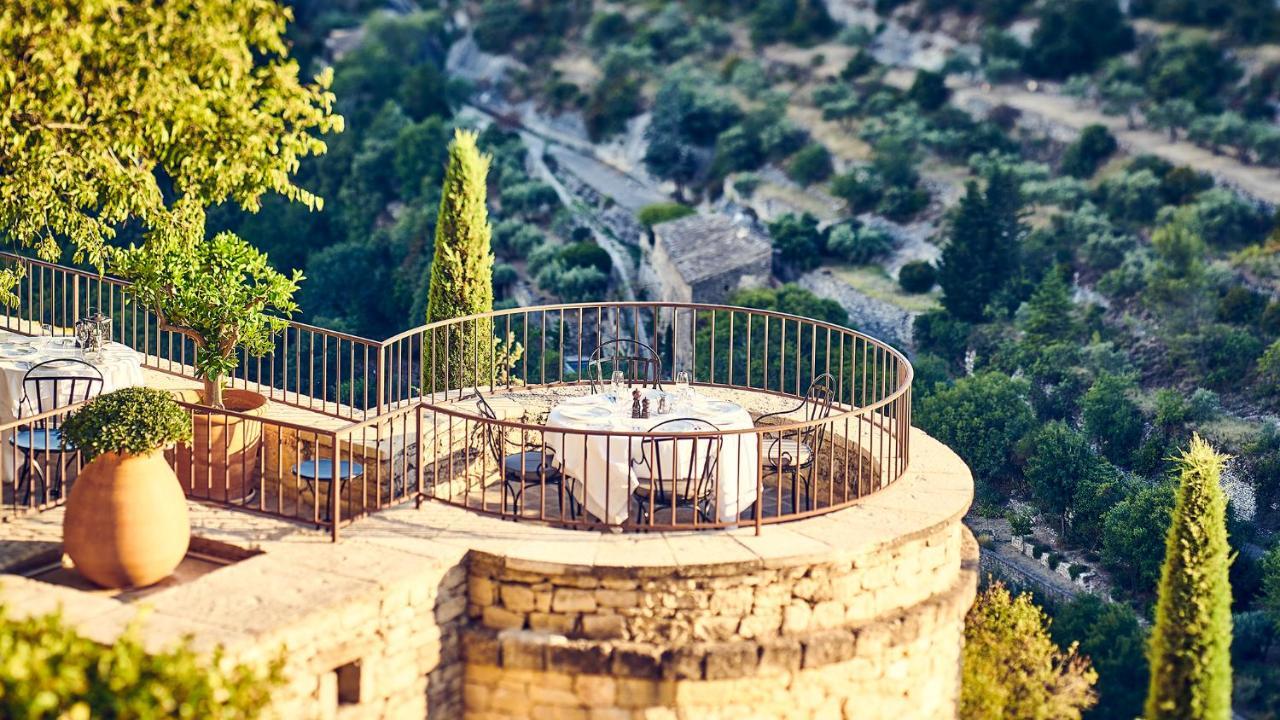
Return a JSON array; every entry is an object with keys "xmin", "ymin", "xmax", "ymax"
[
  {"xmin": 938, "ymin": 182, "xmax": 995, "ymax": 322},
  {"xmin": 426, "ymin": 129, "xmax": 495, "ymax": 390},
  {"xmin": 1145, "ymin": 435, "xmax": 1233, "ymax": 720}
]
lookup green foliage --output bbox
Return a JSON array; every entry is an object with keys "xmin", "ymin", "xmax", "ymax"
[
  {"xmin": 1022, "ymin": 421, "xmax": 1101, "ymax": 534},
  {"xmin": 1138, "ymin": 32, "xmax": 1243, "ymax": 109},
  {"xmin": 914, "ymin": 309, "xmax": 972, "ymax": 366},
  {"xmin": 1060, "ymin": 125, "xmax": 1117, "ymax": 179},
  {"xmin": 113, "ymin": 231, "xmax": 301, "ymax": 407},
  {"xmin": 748, "ymin": 0, "xmax": 837, "ymax": 46},
  {"xmin": 1163, "ymin": 188, "xmax": 1272, "ymax": 249},
  {"xmin": 1023, "ymin": 0, "xmax": 1134, "ymax": 79},
  {"xmin": 1098, "ymin": 170, "xmax": 1163, "ymax": 226},
  {"xmin": 1102, "ymin": 479, "xmax": 1177, "ymax": 595},
  {"xmin": 938, "ymin": 171, "xmax": 1025, "ymax": 322},
  {"xmin": 1145, "ymin": 436, "xmax": 1234, "ymax": 720},
  {"xmin": 426, "ymin": 129, "xmax": 497, "ymax": 389},
  {"xmin": 1052, "ymin": 595, "xmax": 1149, "ymax": 720},
  {"xmin": 898, "ymin": 260, "xmax": 937, "ymax": 293},
  {"xmin": 0, "ymin": 605, "xmax": 283, "ymax": 718},
  {"xmin": 559, "ymin": 242, "xmax": 612, "ymax": 274},
  {"xmin": 908, "ymin": 69, "xmax": 951, "ymax": 112},
  {"xmin": 787, "ymin": 143, "xmax": 834, "ymax": 185},
  {"xmin": 637, "ymin": 203, "xmax": 696, "ymax": 230},
  {"xmin": 1263, "ymin": 545, "xmax": 1280, "ymax": 635},
  {"xmin": 0, "ymin": 0, "xmax": 341, "ymax": 304},
  {"xmin": 767, "ymin": 212, "xmax": 824, "ymax": 271},
  {"xmin": 60, "ymin": 388, "xmax": 193, "ymax": 462},
  {"xmin": 1021, "ymin": 269, "xmax": 1077, "ymax": 346},
  {"xmin": 961, "ymin": 582, "xmax": 1097, "ymax": 719},
  {"xmin": 1082, "ymin": 373, "xmax": 1145, "ymax": 466},
  {"xmin": 919, "ymin": 372, "xmax": 1035, "ymax": 495},
  {"xmin": 826, "ymin": 222, "xmax": 894, "ymax": 264}
]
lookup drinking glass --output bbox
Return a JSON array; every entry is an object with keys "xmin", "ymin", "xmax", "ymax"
[{"xmin": 675, "ymin": 370, "xmax": 691, "ymax": 401}]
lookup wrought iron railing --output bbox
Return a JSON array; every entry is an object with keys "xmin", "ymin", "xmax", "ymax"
[{"xmin": 0, "ymin": 253, "xmax": 913, "ymax": 537}]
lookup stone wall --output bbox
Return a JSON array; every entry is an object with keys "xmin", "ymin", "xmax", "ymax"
[{"xmin": 460, "ymin": 525, "xmax": 976, "ymax": 720}]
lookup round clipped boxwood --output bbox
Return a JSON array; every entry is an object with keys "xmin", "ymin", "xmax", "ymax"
[
  {"xmin": 898, "ymin": 260, "xmax": 937, "ymax": 293},
  {"xmin": 61, "ymin": 387, "xmax": 194, "ymax": 589},
  {"xmin": 61, "ymin": 386, "xmax": 192, "ymax": 460}
]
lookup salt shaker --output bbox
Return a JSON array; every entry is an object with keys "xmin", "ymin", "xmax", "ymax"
[{"xmin": 641, "ymin": 398, "xmax": 650, "ymax": 419}]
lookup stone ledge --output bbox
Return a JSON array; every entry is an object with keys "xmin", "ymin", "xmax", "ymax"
[
  {"xmin": 462, "ymin": 525, "xmax": 979, "ymax": 682},
  {"xmin": 347, "ymin": 427, "xmax": 972, "ymax": 577}
]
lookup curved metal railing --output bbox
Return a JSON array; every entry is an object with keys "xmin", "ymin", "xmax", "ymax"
[
  {"xmin": 0, "ymin": 253, "xmax": 913, "ymax": 534},
  {"xmin": 351, "ymin": 301, "xmax": 914, "ymax": 532}
]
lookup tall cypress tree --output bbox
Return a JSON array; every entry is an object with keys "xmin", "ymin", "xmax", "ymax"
[
  {"xmin": 426, "ymin": 129, "xmax": 495, "ymax": 390},
  {"xmin": 1145, "ymin": 435, "xmax": 1233, "ymax": 720},
  {"xmin": 938, "ymin": 182, "xmax": 996, "ymax": 322}
]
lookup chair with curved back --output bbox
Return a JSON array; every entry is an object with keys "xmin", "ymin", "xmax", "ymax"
[
  {"xmin": 475, "ymin": 390, "xmax": 575, "ymax": 518},
  {"xmin": 586, "ymin": 338, "xmax": 663, "ymax": 393},
  {"xmin": 631, "ymin": 417, "xmax": 723, "ymax": 526},
  {"xmin": 755, "ymin": 373, "xmax": 837, "ymax": 512},
  {"xmin": 12, "ymin": 359, "xmax": 105, "ymax": 505}
]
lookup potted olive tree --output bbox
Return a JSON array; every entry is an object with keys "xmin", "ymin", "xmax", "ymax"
[
  {"xmin": 113, "ymin": 231, "xmax": 302, "ymax": 501},
  {"xmin": 60, "ymin": 387, "xmax": 193, "ymax": 589}
]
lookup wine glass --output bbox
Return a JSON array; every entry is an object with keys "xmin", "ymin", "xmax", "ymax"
[
  {"xmin": 610, "ymin": 370, "xmax": 626, "ymax": 399},
  {"xmin": 675, "ymin": 370, "xmax": 691, "ymax": 402}
]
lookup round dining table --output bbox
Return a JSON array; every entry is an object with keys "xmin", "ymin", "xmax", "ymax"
[
  {"xmin": 0, "ymin": 331, "xmax": 145, "ymax": 486},
  {"xmin": 544, "ymin": 388, "xmax": 760, "ymax": 526}
]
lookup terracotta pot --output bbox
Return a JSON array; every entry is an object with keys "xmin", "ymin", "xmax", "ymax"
[
  {"xmin": 173, "ymin": 388, "xmax": 267, "ymax": 503},
  {"xmin": 63, "ymin": 450, "xmax": 190, "ymax": 589}
]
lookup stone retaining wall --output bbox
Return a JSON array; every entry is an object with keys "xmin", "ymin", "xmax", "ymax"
[
  {"xmin": 467, "ymin": 523, "xmax": 962, "ymax": 644},
  {"xmin": 462, "ymin": 529, "xmax": 977, "ymax": 720}
]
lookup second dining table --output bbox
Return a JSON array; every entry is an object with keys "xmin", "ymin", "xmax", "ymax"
[{"xmin": 544, "ymin": 388, "xmax": 760, "ymax": 526}]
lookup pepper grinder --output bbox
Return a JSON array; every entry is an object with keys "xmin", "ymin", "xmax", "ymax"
[
  {"xmin": 631, "ymin": 389, "xmax": 642, "ymax": 419},
  {"xmin": 641, "ymin": 398, "xmax": 650, "ymax": 419}
]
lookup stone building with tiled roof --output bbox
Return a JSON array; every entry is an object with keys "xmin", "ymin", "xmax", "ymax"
[{"xmin": 646, "ymin": 212, "xmax": 772, "ymax": 304}]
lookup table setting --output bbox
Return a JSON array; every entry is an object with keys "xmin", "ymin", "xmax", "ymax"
[
  {"xmin": 0, "ymin": 329, "xmax": 144, "ymax": 423},
  {"xmin": 544, "ymin": 372, "xmax": 760, "ymax": 525}
]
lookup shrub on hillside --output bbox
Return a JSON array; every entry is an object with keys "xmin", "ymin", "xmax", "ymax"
[
  {"xmin": 787, "ymin": 143, "xmax": 834, "ymax": 185},
  {"xmin": 1060, "ymin": 124, "xmax": 1117, "ymax": 178},
  {"xmin": 637, "ymin": 202, "xmax": 695, "ymax": 229},
  {"xmin": 898, "ymin": 261, "xmax": 937, "ymax": 293}
]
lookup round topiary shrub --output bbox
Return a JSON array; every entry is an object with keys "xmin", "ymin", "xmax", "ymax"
[
  {"xmin": 61, "ymin": 387, "xmax": 192, "ymax": 461},
  {"xmin": 898, "ymin": 260, "xmax": 937, "ymax": 293}
]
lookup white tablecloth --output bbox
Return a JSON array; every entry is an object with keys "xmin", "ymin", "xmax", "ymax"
[
  {"xmin": 545, "ymin": 390, "xmax": 759, "ymax": 525},
  {"xmin": 0, "ymin": 332, "xmax": 144, "ymax": 423},
  {"xmin": 0, "ymin": 332, "xmax": 145, "ymax": 486}
]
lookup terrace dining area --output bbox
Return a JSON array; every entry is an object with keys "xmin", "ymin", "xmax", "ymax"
[{"xmin": 0, "ymin": 252, "xmax": 913, "ymax": 538}]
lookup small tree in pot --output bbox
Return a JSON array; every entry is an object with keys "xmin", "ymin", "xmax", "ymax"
[
  {"xmin": 113, "ymin": 230, "xmax": 302, "ymax": 409},
  {"xmin": 113, "ymin": 231, "xmax": 300, "ymax": 502},
  {"xmin": 60, "ymin": 387, "xmax": 194, "ymax": 589}
]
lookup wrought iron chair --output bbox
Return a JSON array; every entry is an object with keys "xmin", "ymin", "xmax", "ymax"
[
  {"xmin": 11, "ymin": 359, "xmax": 105, "ymax": 505},
  {"xmin": 475, "ymin": 391, "xmax": 575, "ymax": 518},
  {"xmin": 631, "ymin": 418, "xmax": 723, "ymax": 525},
  {"xmin": 756, "ymin": 373, "xmax": 837, "ymax": 512},
  {"xmin": 292, "ymin": 439, "xmax": 364, "ymax": 523},
  {"xmin": 586, "ymin": 338, "xmax": 663, "ymax": 393}
]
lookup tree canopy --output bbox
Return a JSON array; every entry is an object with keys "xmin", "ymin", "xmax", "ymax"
[{"xmin": 0, "ymin": 0, "xmax": 341, "ymax": 301}]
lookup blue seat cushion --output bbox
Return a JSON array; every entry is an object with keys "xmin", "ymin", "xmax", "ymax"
[
  {"xmin": 11, "ymin": 428, "xmax": 71, "ymax": 452},
  {"xmin": 294, "ymin": 459, "xmax": 364, "ymax": 482}
]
